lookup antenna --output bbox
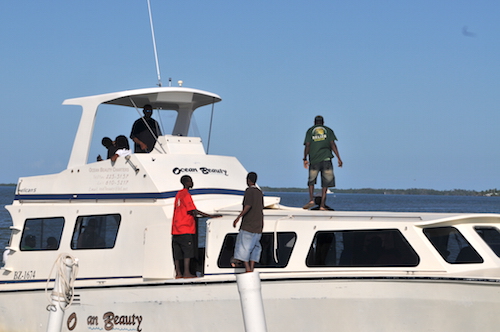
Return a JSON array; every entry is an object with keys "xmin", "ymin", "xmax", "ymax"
[{"xmin": 147, "ymin": 0, "xmax": 162, "ymax": 87}]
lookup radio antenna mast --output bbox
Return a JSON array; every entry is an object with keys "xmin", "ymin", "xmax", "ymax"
[{"xmin": 147, "ymin": 0, "xmax": 162, "ymax": 87}]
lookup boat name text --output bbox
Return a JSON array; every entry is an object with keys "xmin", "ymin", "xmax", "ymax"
[
  {"xmin": 89, "ymin": 167, "xmax": 130, "ymax": 173},
  {"xmin": 84, "ymin": 311, "xmax": 143, "ymax": 332},
  {"xmin": 18, "ymin": 188, "xmax": 37, "ymax": 193},
  {"xmin": 172, "ymin": 167, "xmax": 228, "ymax": 176}
]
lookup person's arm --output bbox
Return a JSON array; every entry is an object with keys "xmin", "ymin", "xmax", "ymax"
[
  {"xmin": 132, "ymin": 137, "xmax": 148, "ymax": 152},
  {"xmin": 233, "ymin": 205, "xmax": 252, "ymax": 228},
  {"xmin": 330, "ymin": 141, "xmax": 343, "ymax": 167},
  {"xmin": 303, "ymin": 142, "xmax": 310, "ymax": 169},
  {"xmin": 189, "ymin": 210, "xmax": 222, "ymax": 219}
]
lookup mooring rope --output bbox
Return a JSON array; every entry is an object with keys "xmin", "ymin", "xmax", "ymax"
[{"xmin": 45, "ymin": 254, "xmax": 79, "ymax": 311}]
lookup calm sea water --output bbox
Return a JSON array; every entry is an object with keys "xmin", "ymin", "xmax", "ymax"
[
  {"xmin": 0, "ymin": 187, "xmax": 15, "ymax": 253},
  {"xmin": 1, "ymin": 186, "xmax": 500, "ymax": 252}
]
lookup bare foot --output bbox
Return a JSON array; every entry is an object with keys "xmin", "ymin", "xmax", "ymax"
[{"xmin": 183, "ymin": 274, "xmax": 196, "ymax": 278}]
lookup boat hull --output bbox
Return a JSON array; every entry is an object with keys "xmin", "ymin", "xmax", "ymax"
[{"xmin": 2, "ymin": 277, "xmax": 500, "ymax": 331}]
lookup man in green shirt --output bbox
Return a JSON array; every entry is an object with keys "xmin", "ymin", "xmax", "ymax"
[{"xmin": 303, "ymin": 115, "xmax": 343, "ymax": 210}]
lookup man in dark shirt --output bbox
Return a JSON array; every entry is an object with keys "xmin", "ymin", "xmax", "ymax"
[
  {"xmin": 130, "ymin": 104, "xmax": 162, "ymax": 153},
  {"xmin": 232, "ymin": 172, "xmax": 264, "ymax": 272},
  {"xmin": 303, "ymin": 115, "xmax": 343, "ymax": 210}
]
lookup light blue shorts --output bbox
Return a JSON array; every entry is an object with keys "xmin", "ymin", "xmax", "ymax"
[{"xmin": 234, "ymin": 230, "xmax": 262, "ymax": 263}]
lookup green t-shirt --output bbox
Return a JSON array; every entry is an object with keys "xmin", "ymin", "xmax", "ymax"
[{"xmin": 304, "ymin": 125, "xmax": 337, "ymax": 165}]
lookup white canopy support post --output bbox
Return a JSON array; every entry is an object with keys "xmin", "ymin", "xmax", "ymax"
[
  {"xmin": 46, "ymin": 254, "xmax": 79, "ymax": 332},
  {"xmin": 236, "ymin": 271, "xmax": 268, "ymax": 332}
]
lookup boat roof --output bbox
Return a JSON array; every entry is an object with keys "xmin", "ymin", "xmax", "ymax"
[
  {"xmin": 63, "ymin": 86, "xmax": 222, "ymax": 111},
  {"xmin": 63, "ymin": 87, "xmax": 222, "ymax": 169}
]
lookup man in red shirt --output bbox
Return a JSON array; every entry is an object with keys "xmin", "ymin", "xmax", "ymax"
[{"xmin": 172, "ymin": 175, "xmax": 221, "ymax": 278}]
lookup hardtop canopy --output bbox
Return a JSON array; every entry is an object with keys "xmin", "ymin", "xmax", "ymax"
[{"xmin": 63, "ymin": 86, "xmax": 222, "ymax": 168}]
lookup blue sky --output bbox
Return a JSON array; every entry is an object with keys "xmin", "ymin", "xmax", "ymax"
[{"xmin": 0, "ymin": 1, "xmax": 499, "ymax": 190}]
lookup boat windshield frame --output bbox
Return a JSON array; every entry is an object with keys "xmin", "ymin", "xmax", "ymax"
[{"xmin": 62, "ymin": 87, "xmax": 221, "ymax": 169}]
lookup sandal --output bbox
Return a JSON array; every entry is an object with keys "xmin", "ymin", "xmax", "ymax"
[
  {"xmin": 230, "ymin": 257, "xmax": 243, "ymax": 267},
  {"xmin": 302, "ymin": 201, "xmax": 315, "ymax": 209}
]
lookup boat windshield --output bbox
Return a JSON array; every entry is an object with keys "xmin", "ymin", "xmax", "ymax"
[
  {"xmin": 63, "ymin": 87, "xmax": 221, "ymax": 167},
  {"xmin": 86, "ymin": 102, "xmax": 215, "ymax": 163}
]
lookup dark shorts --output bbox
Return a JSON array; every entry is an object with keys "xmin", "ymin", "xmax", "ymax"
[
  {"xmin": 172, "ymin": 234, "xmax": 195, "ymax": 260},
  {"xmin": 308, "ymin": 160, "xmax": 335, "ymax": 188}
]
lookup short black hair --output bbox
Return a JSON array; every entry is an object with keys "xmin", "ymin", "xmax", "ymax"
[
  {"xmin": 180, "ymin": 175, "xmax": 192, "ymax": 185},
  {"xmin": 314, "ymin": 115, "xmax": 324, "ymax": 124},
  {"xmin": 247, "ymin": 172, "xmax": 258, "ymax": 184},
  {"xmin": 102, "ymin": 137, "xmax": 113, "ymax": 148},
  {"xmin": 115, "ymin": 135, "xmax": 129, "ymax": 149}
]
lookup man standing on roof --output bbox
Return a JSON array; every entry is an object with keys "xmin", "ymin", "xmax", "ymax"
[
  {"xmin": 130, "ymin": 104, "xmax": 162, "ymax": 153},
  {"xmin": 172, "ymin": 175, "xmax": 222, "ymax": 278},
  {"xmin": 303, "ymin": 115, "xmax": 343, "ymax": 210}
]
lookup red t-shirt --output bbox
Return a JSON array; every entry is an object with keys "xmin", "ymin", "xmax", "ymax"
[{"xmin": 172, "ymin": 188, "xmax": 197, "ymax": 235}]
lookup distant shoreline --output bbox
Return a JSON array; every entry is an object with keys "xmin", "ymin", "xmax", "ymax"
[
  {"xmin": 1, "ymin": 183, "xmax": 497, "ymax": 196},
  {"xmin": 261, "ymin": 186, "xmax": 499, "ymax": 197}
]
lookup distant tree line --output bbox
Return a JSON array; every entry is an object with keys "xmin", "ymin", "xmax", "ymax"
[
  {"xmin": 1, "ymin": 182, "xmax": 498, "ymax": 196},
  {"xmin": 261, "ymin": 186, "xmax": 500, "ymax": 197}
]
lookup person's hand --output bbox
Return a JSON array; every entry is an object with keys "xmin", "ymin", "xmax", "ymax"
[
  {"xmin": 233, "ymin": 216, "xmax": 241, "ymax": 228},
  {"xmin": 139, "ymin": 142, "xmax": 148, "ymax": 151},
  {"xmin": 338, "ymin": 159, "xmax": 343, "ymax": 168},
  {"xmin": 303, "ymin": 160, "xmax": 309, "ymax": 169}
]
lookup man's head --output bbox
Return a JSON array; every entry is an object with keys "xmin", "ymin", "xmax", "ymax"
[
  {"xmin": 314, "ymin": 115, "xmax": 324, "ymax": 125},
  {"xmin": 143, "ymin": 104, "xmax": 153, "ymax": 118},
  {"xmin": 102, "ymin": 137, "xmax": 113, "ymax": 148},
  {"xmin": 181, "ymin": 175, "xmax": 193, "ymax": 189},
  {"xmin": 247, "ymin": 172, "xmax": 258, "ymax": 186},
  {"xmin": 115, "ymin": 135, "xmax": 129, "ymax": 150}
]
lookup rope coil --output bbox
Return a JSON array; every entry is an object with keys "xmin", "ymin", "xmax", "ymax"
[{"xmin": 45, "ymin": 254, "xmax": 79, "ymax": 311}]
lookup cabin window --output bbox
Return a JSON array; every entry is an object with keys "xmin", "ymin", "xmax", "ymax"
[
  {"xmin": 20, "ymin": 217, "xmax": 64, "ymax": 251},
  {"xmin": 217, "ymin": 232, "xmax": 296, "ymax": 268},
  {"xmin": 424, "ymin": 227, "xmax": 483, "ymax": 264},
  {"xmin": 306, "ymin": 229, "xmax": 419, "ymax": 267},
  {"xmin": 475, "ymin": 226, "xmax": 500, "ymax": 257},
  {"xmin": 71, "ymin": 214, "xmax": 121, "ymax": 250}
]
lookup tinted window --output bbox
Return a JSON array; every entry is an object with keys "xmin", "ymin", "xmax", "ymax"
[
  {"xmin": 424, "ymin": 226, "xmax": 483, "ymax": 264},
  {"xmin": 218, "ymin": 232, "xmax": 296, "ymax": 268},
  {"xmin": 475, "ymin": 226, "xmax": 500, "ymax": 257},
  {"xmin": 306, "ymin": 229, "xmax": 419, "ymax": 267},
  {"xmin": 20, "ymin": 217, "xmax": 64, "ymax": 251},
  {"xmin": 71, "ymin": 214, "xmax": 121, "ymax": 250}
]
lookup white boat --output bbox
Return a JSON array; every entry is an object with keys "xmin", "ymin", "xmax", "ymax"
[{"xmin": 2, "ymin": 85, "xmax": 500, "ymax": 332}]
